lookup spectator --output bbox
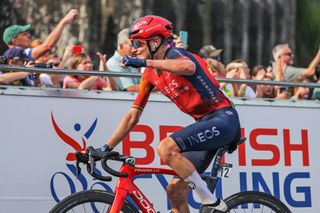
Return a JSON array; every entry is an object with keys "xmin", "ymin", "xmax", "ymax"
[
  {"xmin": 2, "ymin": 9, "xmax": 79, "ymax": 60},
  {"xmin": 0, "ymin": 47, "xmax": 35, "ymax": 86},
  {"xmin": 29, "ymin": 38, "xmax": 51, "ymax": 86},
  {"xmin": 106, "ymin": 28, "xmax": 139, "ymax": 91},
  {"xmin": 205, "ymin": 58, "xmax": 225, "ymax": 78},
  {"xmin": 250, "ymin": 64, "xmax": 267, "ymax": 91},
  {"xmin": 272, "ymin": 43, "xmax": 320, "ymax": 82},
  {"xmin": 198, "ymin": 44, "xmax": 226, "ymax": 77},
  {"xmin": 290, "ymin": 78, "xmax": 311, "ymax": 101},
  {"xmin": 223, "ymin": 61, "xmax": 256, "ymax": 98},
  {"xmin": 38, "ymin": 54, "xmax": 61, "ymax": 88},
  {"xmin": 251, "ymin": 64, "xmax": 266, "ymax": 81},
  {"xmin": 234, "ymin": 59, "xmax": 255, "ymax": 97},
  {"xmin": 51, "ymin": 45, "xmax": 79, "ymax": 87},
  {"xmin": 311, "ymin": 70, "xmax": 320, "ymax": 100},
  {"xmin": 255, "ymin": 74, "xmax": 277, "ymax": 99},
  {"xmin": 63, "ymin": 52, "xmax": 117, "ymax": 90},
  {"xmin": 220, "ymin": 62, "xmax": 240, "ymax": 97},
  {"xmin": 30, "ymin": 38, "xmax": 50, "ymax": 64},
  {"xmin": 198, "ymin": 44, "xmax": 223, "ymax": 61}
]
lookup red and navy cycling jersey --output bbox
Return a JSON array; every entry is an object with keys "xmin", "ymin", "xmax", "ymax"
[{"xmin": 132, "ymin": 48, "xmax": 232, "ymax": 119}]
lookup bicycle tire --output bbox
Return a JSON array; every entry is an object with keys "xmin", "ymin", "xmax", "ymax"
[
  {"xmin": 224, "ymin": 191, "xmax": 291, "ymax": 213},
  {"xmin": 50, "ymin": 190, "xmax": 139, "ymax": 213}
]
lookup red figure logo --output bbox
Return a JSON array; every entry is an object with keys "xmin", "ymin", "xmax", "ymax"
[{"xmin": 51, "ymin": 111, "xmax": 97, "ymax": 161}]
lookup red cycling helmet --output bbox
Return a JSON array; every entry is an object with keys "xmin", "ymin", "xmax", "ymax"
[{"xmin": 129, "ymin": 15, "xmax": 173, "ymax": 40}]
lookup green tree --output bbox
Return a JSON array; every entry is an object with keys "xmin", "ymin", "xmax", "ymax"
[{"xmin": 296, "ymin": 0, "xmax": 320, "ymax": 66}]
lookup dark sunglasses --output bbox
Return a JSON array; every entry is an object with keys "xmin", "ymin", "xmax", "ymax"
[
  {"xmin": 131, "ymin": 40, "xmax": 145, "ymax": 49},
  {"xmin": 131, "ymin": 38, "xmax": 155, "ymax": 49},
  {"xmin": 282, "ymin": 52, "xmax": 293, "ymax": 57}
]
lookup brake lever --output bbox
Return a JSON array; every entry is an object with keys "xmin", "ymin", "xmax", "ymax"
[
  {"xmin": 88, "ymin": 151, "xmax": 96, "ymax": 174},
  {"xmin": 76, "ymin": 160, "xmax": 81, "ymax": 177},
  {"xmin": 75, "ymin": 151, "xmax": 87, "ymax": 177}
]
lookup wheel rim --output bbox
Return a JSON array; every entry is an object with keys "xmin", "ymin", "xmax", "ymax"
[
  {"xmin": 62, "ymin": 201, "xmax": 111, "ymax": 213},
  {"xmin": 228, "ymin": 202, "xmax": 281, "ymax": 213}
]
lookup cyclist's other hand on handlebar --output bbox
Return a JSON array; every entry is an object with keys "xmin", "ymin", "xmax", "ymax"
[
  {"xmin": 121, "ymin": 56, "xmax": 146, "ymax": 68},
  {"xmin": 95, "ymin": 144, "xmax": 113, "ymax": 154}
]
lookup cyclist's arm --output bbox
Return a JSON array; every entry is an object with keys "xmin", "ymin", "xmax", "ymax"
[
  {"xmin": 146, "ymin": 58, "xmax": 195, "ymax": 75},
  {"xmin": 106, "ymin": 75, "xmax": 153, "ymax": 148},
  {"xmin": 106, "ymin": 107, "xmax": 143, "ymax": 148}
]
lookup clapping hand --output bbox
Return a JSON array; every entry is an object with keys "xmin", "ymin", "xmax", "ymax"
[{"xmin": 96, "ymin": 52, "xmax": 107, "ymax": 71}]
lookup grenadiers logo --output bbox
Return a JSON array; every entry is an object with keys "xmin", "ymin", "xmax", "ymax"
[
  {"xmin": 49, "ymin": 111, "xmax": 113, "ymax": 206},
  {"xmin": 50, "ymin": 111, "xmax": 97, "ymax": 160}
]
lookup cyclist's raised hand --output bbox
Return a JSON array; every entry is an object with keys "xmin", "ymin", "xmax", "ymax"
[{"xmin": 121, "ymin": 56, "xmax": 146, "ymax": 68}]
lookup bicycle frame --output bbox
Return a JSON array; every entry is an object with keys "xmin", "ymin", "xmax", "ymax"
[
  {"xmin": 107, "ymin": 143, "xmax": 233, "ymax": 213},
  {"xmin": 109, "ymin": 165, "xmax": 177, "ymax": 213}
]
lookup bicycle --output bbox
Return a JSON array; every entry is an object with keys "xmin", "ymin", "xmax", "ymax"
[{"xmin": 50, "ymin": 138, "xmax": 291, "ymax": 213}]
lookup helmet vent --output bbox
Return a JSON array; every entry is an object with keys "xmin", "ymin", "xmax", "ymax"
[
  {"xmin": 165, "ymin": 25, "xmax": 173, "ymax": 30},
  {"xmin": 148, "ymin": 17, "xmax": 153, "ymax": 25}
]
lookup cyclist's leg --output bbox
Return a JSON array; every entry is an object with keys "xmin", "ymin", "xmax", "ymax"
[
  {"xmin": 157, "ymin": 137, "xmax": 195, "ymax": 177},
  {"xmin": 157, "ymin": 107, "xmax": 240, "ymax": 211},
  {"xmin": 171, "ymin": 107, "xmax": 241, "ymax": 152},
  {"xmin": 157, "ymin": 107, "xmax": 240, "ymax": 176},
  {"xmin": 158, "ymin": 136, "xmax": 220, "ymax": 209},
  {"xmin": 166, "ymin": 150, "xmax": 216, "ymax": 213},
  {"xmin": 167, "ymin": 178, "xmax": 190, "ymax": 213}
]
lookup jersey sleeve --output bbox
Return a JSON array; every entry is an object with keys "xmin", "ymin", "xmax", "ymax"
[{"xmin": 132, "ymin": 72, "xmax": 154, "ymax": 111}]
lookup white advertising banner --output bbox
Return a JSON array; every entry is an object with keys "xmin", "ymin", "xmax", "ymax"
[{"xmin": 0, "ymin": 90, "xmax": 319, "ymax": 212}]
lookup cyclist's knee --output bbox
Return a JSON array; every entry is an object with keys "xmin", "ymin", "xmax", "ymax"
[
  {"xmin": 157, "ymin": 137, "xmax": 179, "ymax": 164},
  {"xmin": 166, "ymin": 179, "xmax": 189, "ymax": 204}
]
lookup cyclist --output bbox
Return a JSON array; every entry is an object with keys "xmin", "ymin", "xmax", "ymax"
[{"xmin": 95, "ymin": 15, "xmax": 241, "ymax": 213}]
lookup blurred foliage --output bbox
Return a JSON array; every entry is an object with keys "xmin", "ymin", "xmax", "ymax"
[
  {"xmin": 296, "ymin": 0, "xmax": 320, "ymax": 66},
  {"xmin": 1, "ymin": 0, "xmax": 320, "ymax": 69}
]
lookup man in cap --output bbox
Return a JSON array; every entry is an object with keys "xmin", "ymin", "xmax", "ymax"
[
  {"xmin": 198, "ymin": 45, "xmax": 223, "ymax": 61},
  {"xmin": 2, "ymin": 9, "xmax": 79, "ymax": 60},
  {"xmin": 0, "ymin": 47, "xmax": 35, "ymax": 86},
  {"xmin": 199, "ymin": 45, "xmax": 226, "ymax": 78}
]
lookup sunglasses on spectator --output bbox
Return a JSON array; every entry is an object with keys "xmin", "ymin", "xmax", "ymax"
[
  {"xmin": 212, "ymin": 55, "xmax": 222, "ymax": 61},
  {"xmin": 282, "ymin": 52, "xmax": 293, "ymax": 57}
]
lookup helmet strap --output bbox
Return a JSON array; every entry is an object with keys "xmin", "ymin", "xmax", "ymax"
[{"xmin": 147, "ymin": 39, "xmax": 164, "ymax": 59}]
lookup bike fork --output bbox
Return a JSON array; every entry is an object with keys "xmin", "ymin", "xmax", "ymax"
[{"xmin": 107, "ymin": 188, "xmax": 128, "ymax": 213}]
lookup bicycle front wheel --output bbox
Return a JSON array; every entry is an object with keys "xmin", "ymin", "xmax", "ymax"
[
  {"xmin": 50, "ymin": 190, "xmax": 139, "ymax": 213},
  {"xmin": 225, "ymin": 191, "xmax": 291, "ymax": 213}
]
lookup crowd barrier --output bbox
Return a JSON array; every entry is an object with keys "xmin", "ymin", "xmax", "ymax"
[{"xmin": 1, "ymin": 64, "xmax": 320, "ymax": 88}]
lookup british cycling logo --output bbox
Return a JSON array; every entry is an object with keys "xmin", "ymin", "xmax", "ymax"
[{"xmin": 49, "ymin": 111, "xmax": 113, "ymax": 203}]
